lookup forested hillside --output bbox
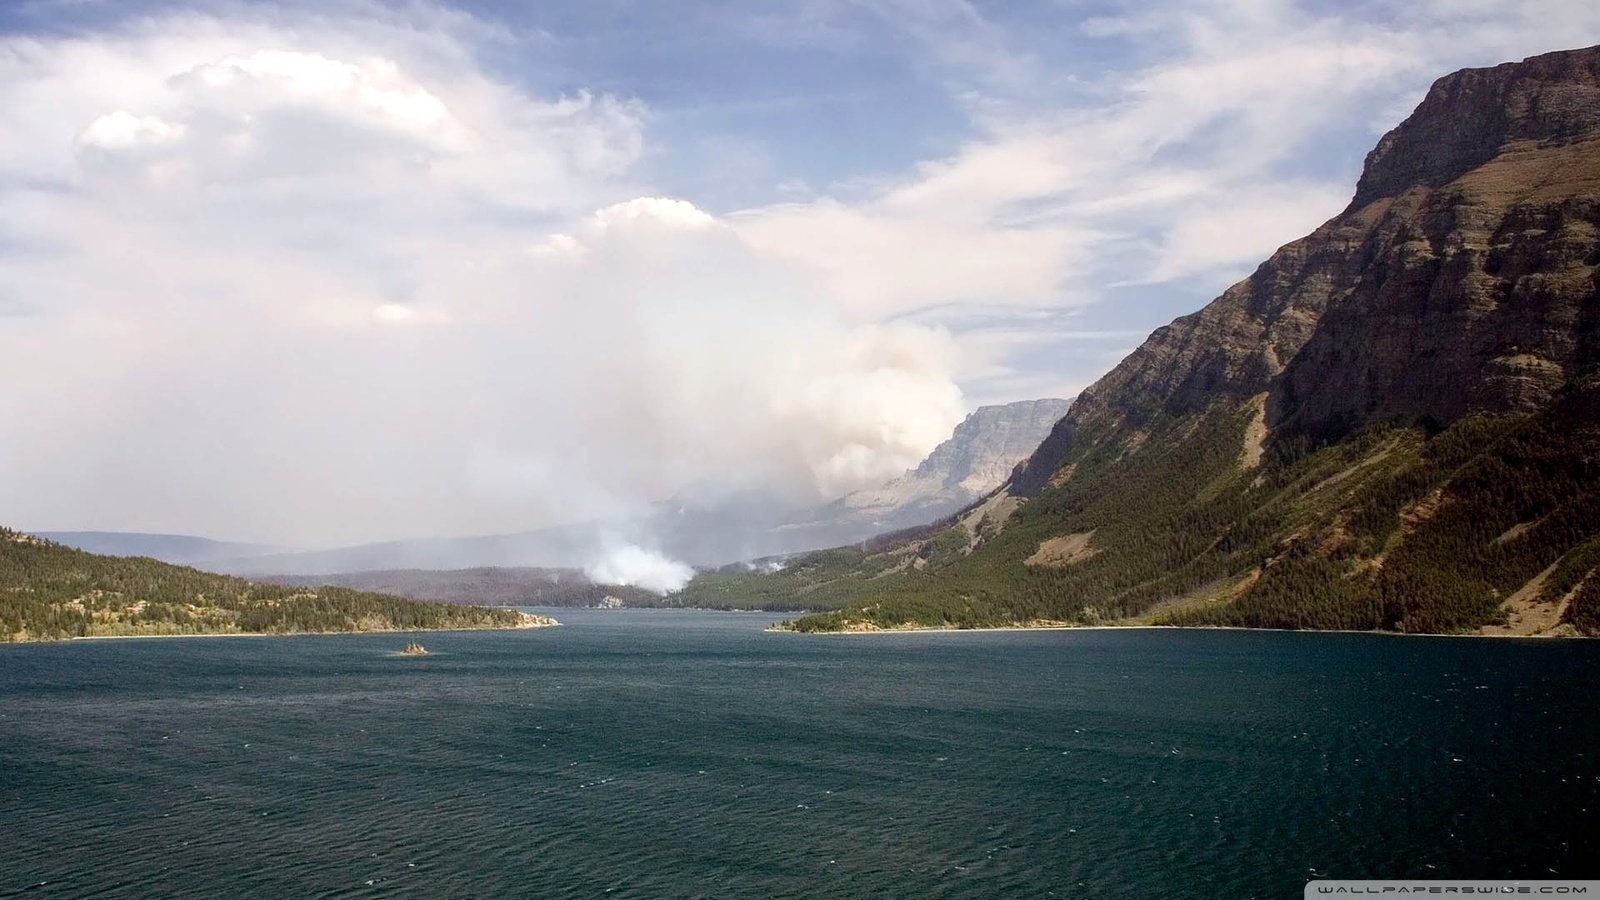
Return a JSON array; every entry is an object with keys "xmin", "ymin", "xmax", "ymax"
[
  {"xmin": 262, "ymin": 567, "xmax": 659, "ymax": 608},
  {"xmin": 748, "ymin": 383, "xmax": 1599, "ymax": 636}
]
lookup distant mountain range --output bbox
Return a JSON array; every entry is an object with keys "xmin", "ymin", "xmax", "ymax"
[
  {"xmin": 34, "ymin": 532, "xmax": 292, "ymax": 566},
  {"xmin": 774, "ymin": 398, "xmax": 1072, "ymax": 547},
  {"xmin": 38, "ymin": 397, "xmax": 1071, "ymax": 580}
]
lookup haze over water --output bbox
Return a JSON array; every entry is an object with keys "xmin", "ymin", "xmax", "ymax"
[{"xmin": 2, "ymin": 610, "xmax": 1597, "ymax": 898}]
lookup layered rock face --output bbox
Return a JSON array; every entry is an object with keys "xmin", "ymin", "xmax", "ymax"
[
  {"xmin": 1349, "ymin": 48, "xmax": 1600, "ymax": 208},
  {"xmin": 1016, "ymin": 45, "xmax": 1600, "ymax": 492},
  {"xmin": 755, "ymin": 46, "xmax": 1600, "ymax": 636},
  {"xmin": 790, "ymin": 398, "xmax": 1071, "ymax": 539}
]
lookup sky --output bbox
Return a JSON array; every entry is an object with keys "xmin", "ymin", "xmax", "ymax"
[{"xmin": 2, "ymin": 0, "xmax": 1599, "ymax": 555}]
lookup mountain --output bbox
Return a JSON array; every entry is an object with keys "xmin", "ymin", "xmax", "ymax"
[
  {"xmin": 0, "ymin": 527, "xmax": 550, "ymax": 642},
  {"xmin": 36, "ymin": 531, "xmax": 292, "ymax": 567},
  {"xmin": 773, "ymin": 399, "xmax": 1072, "ymax": 547},
  {"xmin": 607, "ymin": 398, "xmax": 1072, "ymax": 565},
  {"xmin": 683, "ymin": 46, "xmax": 1600, "ymax": 637},
  {"xmin": 194, "ymin": 398, "xmax": 1070, "ymax": 576}
]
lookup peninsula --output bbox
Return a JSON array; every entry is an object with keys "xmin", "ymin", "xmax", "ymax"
[{"xmin": 1, "ymin": 527, "xmax": 558, "ymax": 643}]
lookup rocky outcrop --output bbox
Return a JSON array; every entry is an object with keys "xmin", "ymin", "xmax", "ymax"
[
  {"xmin": 1015, "ymin": 45, "xmax": 1600, "ymax": 493},
  {"xmin": 914, "ymin": 399, "xmax": 1076, "ymax": 494},
  {"xmin": 1349, "ymin": 48, "xmax": 1600, "ymax": 209}
]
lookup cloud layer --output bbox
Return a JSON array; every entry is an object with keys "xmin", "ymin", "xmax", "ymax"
[
  {"xmin": 724, "ymin": 0, "xmax": 1600, "ymax": 400},
  {"xmin": 0, "ymin": 10, "xmax": 964, "ymax": 546},
  {"xmin": 3, "ymin": 0, "xmax": 1599, "ymax": 555}
]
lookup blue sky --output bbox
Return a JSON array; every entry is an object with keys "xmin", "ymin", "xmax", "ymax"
[{"xmin": 2, "ymin": 0, "xmax": 1598, "ymax": 544}]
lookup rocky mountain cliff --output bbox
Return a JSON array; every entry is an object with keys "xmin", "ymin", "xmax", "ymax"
[
  {"xmin": 693, "ymin": 46, "xmax": 1600, "ymax": 636},
  {"xmin": 1018, "ymin": 46, "xmax": 1600, "ymax": 491},
  {"xmin": 629, "ymin": 399, "xmax": 1071, "ymax": 565}
]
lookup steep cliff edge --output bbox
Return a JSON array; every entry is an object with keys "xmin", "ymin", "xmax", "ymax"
[{"xmin": 1016, "ymin": 45, "xmax": 1600, "ymax": 492}]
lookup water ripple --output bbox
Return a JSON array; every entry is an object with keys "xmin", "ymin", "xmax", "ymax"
[{"xmin": 2, "ymin": 610, "xmax": 1598, "ymax": 898}]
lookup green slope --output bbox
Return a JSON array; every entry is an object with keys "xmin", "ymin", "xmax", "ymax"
[
  {"xmin": 677, "ymin": 48, "xmax": 1600, "ymax": 636},
  {"xmin": 678, "ymin": 379, "xmax": 1600, "ymax": 637},
  {"xmin": 1, "ymin": 529, "xmax": 544, "ymax": 642}
]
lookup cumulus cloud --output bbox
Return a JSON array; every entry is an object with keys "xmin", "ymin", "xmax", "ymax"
[
  {"xmin": 4, "ymin": 0, "xmax": 1598, "ymax": 561},
  {"xmin": 0, "ymin": 9, "xmax": 964, "ymax": 553}
]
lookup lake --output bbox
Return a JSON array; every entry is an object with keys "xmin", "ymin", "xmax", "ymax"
[{"xmin": 2, "ymin": 609, "xmax": 1597, "ymax": 898}]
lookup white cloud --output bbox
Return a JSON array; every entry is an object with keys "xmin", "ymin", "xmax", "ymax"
[
  {"xmin": 720, "ymin": 0, "xmax": 1600, "ymax": 369},
  {"xmin": 591, "ymin": 196, "xmax": 719, "ymax": 231},
  {"xmin": 0, "ymin": 8, "xmax": 965, "ymax": 547},
  {"xmin": 730, "ymin": 195, "xmax": 1098, "ymax": 322},
  {"xmin": 1137, "ymin": 180, "xmax": 1353, "ymax": 284},
  {"xmin": 78, "ymin": 110, "xmax": 184, "ymax": 148},
  {"xmin": 722, "ymin": 18, "xmax": 1420, "ymax": 326}
]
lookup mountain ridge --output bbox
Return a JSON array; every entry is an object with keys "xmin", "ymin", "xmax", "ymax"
[
  {"xmin": 778, "ymin": 398, "xmax": 1071, "ymax": 542},
  {"xmin": 1015, "ymin": 44, "xmax": 1600, "ymax": 492},
  {"xmin": 696, "ymin": 45, "xmax": 1600, "ymax": 637}
]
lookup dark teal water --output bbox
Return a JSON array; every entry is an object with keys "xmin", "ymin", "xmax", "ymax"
[{"xmin": 2, "ymin": 610, "xmax": 1598, "ymax": 899}]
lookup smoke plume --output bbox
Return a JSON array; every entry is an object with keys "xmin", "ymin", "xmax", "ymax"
[
  {"xmin": 585, "ymin": 544, "xmax": 696, "ymax": 594},
  {"xmin": 0, "ymin": 21, "xmax": 965, "ymax": 552}
]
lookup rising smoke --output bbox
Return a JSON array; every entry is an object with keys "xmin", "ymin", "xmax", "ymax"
[
  {"xmin": 0, "ymin": 25, "xmax": 966, "ymax": 582},
  {"xmin": 585, "ymin": 543, "xmax": 696, "ymax": 594}
]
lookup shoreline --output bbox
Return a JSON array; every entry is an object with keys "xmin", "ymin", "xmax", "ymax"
[
  {"xmin": 28, "ymin": 617, "xmax": 561, "ymax": 645},
  {"xmin": 767, "ymin": 622, "xmax": 1588, "ymax": 640}
]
